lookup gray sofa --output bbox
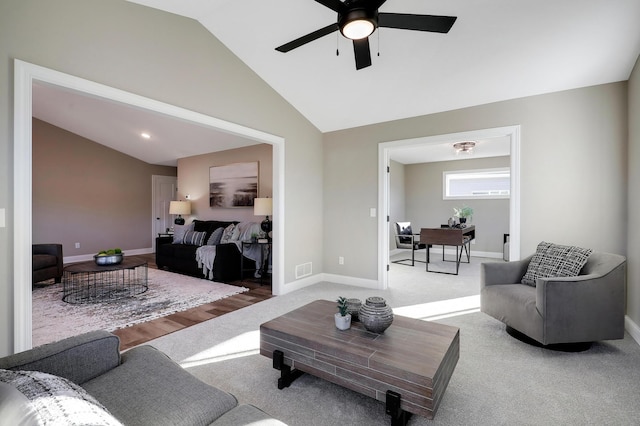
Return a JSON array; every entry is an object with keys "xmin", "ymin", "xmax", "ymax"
[
  {"xmin": 0, "ymin": 330, "xmax": 286, "ymax": 426},
  {"xmin": 480, "ymin": 251, "xmax": 626, "ymax": 346}
]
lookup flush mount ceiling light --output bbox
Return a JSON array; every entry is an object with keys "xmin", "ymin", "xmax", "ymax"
[
  {"xmin": 141, "ymin": 132, "xmax": 151, "ymax": 139},
  {"xmin": 453, "ymin": 141, "xmax": 476, "ymax": 153}
]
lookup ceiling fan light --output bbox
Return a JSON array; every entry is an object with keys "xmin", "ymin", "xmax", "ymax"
[{"xmin": 342, "ymin": 19, "xmax": 374, "ymax": 40}]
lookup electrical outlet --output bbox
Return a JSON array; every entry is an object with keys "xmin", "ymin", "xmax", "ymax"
[
  {"xmin": 339, "ymin": 256, "xmax": 344, "ymax": 265},
  {"xmin": 75, "ymin": 242, "xmax": 80, "ymax": 249}
]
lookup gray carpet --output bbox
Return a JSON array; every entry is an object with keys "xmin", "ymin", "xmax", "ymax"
[{"xmin": 146, "ymin": 255, "xmax": 640, "ymax": 425}]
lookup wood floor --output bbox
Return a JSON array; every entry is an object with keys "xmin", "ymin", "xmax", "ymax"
[{"xmin": 112, "ymin": 254, "xmax": 273, "ymax": 351}]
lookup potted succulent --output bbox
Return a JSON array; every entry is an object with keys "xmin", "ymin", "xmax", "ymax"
[
  {"xmin": 335, "ymin": 296, "xmax": 352, "ymax": 330},
  {"xmin": 453, "ymin": 205, "xmax": 474, "ymax": 224}
]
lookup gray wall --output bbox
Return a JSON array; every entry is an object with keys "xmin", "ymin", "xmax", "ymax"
[
  {"xmin": 628, "ymin": 56, "xmax": 640, "ymax": 328},
  {"xmin": 33, "ymin": 118, "xmax": 176, "ymax": 256},
  {"xmin": 405, "ymin": 156, "xmax": 510, "ymax": 254},
  {"xmin": 0, "ymin": 0, "xmax": 323, "ymax": 356},
  {"xmin": 324, "ymin": 82, "xmax": 628, "ymax": 281},
  {"xmin": 177, "ymin": 144, "xmax": 273, "ymax": 223}
]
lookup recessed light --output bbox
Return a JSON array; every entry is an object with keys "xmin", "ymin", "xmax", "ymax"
[{"xmin": 141, "ymin": 132, "xmax": 151, "ymax": 139}]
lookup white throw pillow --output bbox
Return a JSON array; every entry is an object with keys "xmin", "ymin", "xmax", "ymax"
[
  {"xmin": 220, "ymin": 224, "xmax": 236, "ymax": 244},
  {"xmin": 0, "ymin": 369, "xmax": 123, "ymax": 426}
]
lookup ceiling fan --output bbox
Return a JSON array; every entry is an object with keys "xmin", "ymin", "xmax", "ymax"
[{"xmin": 275, "ymin": 0, "xmax": 457, "ymax": 70}]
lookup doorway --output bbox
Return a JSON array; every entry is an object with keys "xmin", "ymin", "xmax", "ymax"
[
  {"xmin": 14, "ymin": 60, "xmax": 285, "ymax": 351},
  {"xmin": 377, "ymin": 126, "xmax": 521, "ymax": 289},
  {"xmin": 152, "ymin": 175, "xmax": 178, "ymax": 251}
]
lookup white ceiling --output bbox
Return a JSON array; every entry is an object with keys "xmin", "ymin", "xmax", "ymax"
[
  {"xmin": 32, "ymin": 0, "xmax": 640, "ymax": 167},
  {"xmin": 32, "ymin": 82, "xmax": 261, "ymax": 167},
  {"xmin": 127, "ymin": 0, "xmax": 640, "ymax": 133},
  {"xmin": 390, "ymin": 136, "xmax": 510, "ymax": 165}
]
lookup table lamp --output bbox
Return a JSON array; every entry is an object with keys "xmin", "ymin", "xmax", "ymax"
[
  {"xmin": 169, "ymin": 201, "xmax": 191, "ymax": 225},
  {"xmin": 254, "ymin": 198, "xmax": 273, "ymax": 236}
]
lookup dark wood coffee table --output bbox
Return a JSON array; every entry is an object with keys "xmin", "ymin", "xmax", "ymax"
[
  {"xmin": 260, "ymin": 300, "xmax": 459, "ymax": 425},
  {"xmin": 63, "ymin": 258, "xmax": 148, "ymax": 304}
]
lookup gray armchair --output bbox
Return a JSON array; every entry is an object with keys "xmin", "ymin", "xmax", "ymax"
[{"xmin": 480, "ymin": 251, "xmax": 626, "ymax": 346}]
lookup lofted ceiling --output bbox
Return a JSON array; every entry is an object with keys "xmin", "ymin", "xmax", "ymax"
[
  {"xmin": 127, "ymin": 0, "xmax": 640, "ymax": 133},
  {"xmin": 32, "ymin": 1, "xmax": 640, "ymax": 167}
]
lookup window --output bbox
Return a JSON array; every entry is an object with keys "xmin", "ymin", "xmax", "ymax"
[{"xmin": 443, "ymin": 168, "xmax": 510, "ymax": 200}]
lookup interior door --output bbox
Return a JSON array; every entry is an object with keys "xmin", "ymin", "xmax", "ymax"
[{"xmin": 152, "ymin": 175, "xmax": 177, "ymax": 250}]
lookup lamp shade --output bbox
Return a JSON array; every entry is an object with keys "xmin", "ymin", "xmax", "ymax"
[
  {"xmin": 169, "ymin": 201, "xmax": 191, "ymax": 216},
  {"xmin": 253, "ymin": 198, "xmax": 273, "ymax": 216}
]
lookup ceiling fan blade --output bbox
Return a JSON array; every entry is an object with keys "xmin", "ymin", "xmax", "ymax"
[
  {"xmin": 314, "ymin": 0, "xmax": 347, "ymax": 13},
  {"xmin": 378, "ymin": 13, "xmax": 457, "ymax": 33},
  {"xmin": 276, "ymin": 23, "xmax": 339, "ymax": 53},
  {"xmin": 353, "ymin": 38, "xmax": 372, "ymax": 70},
  {"xmin": 371, "ymin": 0, "xmax": 388, "ymax": 9}
]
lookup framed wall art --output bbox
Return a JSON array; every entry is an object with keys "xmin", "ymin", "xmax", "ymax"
[{"xmin": 209, "ymin": 162, "xmax": 258, "ymax": 208}]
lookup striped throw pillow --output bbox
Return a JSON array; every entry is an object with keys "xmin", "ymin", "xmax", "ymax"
[{"xmin": 182, "ymin": 230, "xmax": 206, "ymax": 246}]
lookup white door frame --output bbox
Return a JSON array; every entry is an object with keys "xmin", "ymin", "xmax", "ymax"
[
  {"xmin": 151, "ymin": 175, "xmax": 178, "ymax": 251},
  {"xmin": 13, "ymin": 59, "xmax": 286, "ymax": 352},
  {"xmin": 378, "ymin": 126, "xmax": 521, "ymax": 289}
]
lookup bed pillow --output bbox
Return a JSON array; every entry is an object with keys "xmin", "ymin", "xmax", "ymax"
[
  {"xmin": 0, "ymin": 369, "xmax": 122, "ymax": 426},
  {"xmin": 521, "ymin": 241, "xmax": 593, "ymax": 286}
]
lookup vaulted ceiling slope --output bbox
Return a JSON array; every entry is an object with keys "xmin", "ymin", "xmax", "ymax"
[{"xmin": 127, "ymin": 0, "xmax": 640, "ymax": 132}]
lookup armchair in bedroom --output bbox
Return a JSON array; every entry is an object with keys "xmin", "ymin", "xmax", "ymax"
[{"xmin": 392, "ymin": 222, "xmax": 428, "ymax": 267}]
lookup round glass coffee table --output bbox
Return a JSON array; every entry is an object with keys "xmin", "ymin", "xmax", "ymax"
[{"xmin": 63, "ymin": 258, "xmax": 148, "ymax": 304}]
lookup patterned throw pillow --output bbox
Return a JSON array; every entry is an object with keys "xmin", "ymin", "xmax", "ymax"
[
  {"xmin": 399, "ymin": 225, "xmax": 413, "ymax": 244},
  {"xmin": 182, "ymin": 230, "xmax": 207, "ymax": 246},
  {"xmin": 0, "ymin": 369, "xmax": 123, "ymax": 426},
  {"xmin": 207, "ymin": 227, "xmax": 224, "ymax": 245},
  {"xmin": 220, "ymin": 224, "xmax": 236, "ymax": 244},
  {"xmin": 172, "ymin": 223, "xmax": 194, "ymax": 244},
  {"xmin": 521, "ymin": 241, "xmax": 593, "ymax": 286}
]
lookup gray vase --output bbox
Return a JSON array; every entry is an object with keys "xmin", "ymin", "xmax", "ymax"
[
  {"xmin": 359, "ymin": 296, "xmax": 393, "ymax": 333},
  {"xmin": 346, "ymin": 298, "xmax": 362, "ymax": 321}
]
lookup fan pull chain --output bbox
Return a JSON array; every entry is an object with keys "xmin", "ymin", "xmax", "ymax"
[
  {"xmin": 377, "ymin": 29, "xmax": 380, "ymax": 57},
  {"xmin": 336, "ymin": 32, "xmax": 339, "ymax": 56}
]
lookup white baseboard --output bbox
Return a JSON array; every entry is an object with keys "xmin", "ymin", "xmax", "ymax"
[
  {"xmin": 428, "ymin": 247, "xmax": 503, "ymax": 259},
  {"xmin": 63, "ymin": 247, "xmax": 154, "ymax": 264},
  {"xmin": 281, "ymin": 273, "xmax": 321, "ymax": 294},
  {"xmin": 625, "ymin": 316, "xmax": 640, "ymax": 346},
  {"xmin": 281, "ymin": 272, "xmax": 379, "ymax": 295},
  {"xmin": 320, "ymin": 273, "xmax": 379, "ymax": 289}
]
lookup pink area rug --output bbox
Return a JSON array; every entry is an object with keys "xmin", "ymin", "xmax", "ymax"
[{"xmin": 32, "ymin": 268, "xmax": 248, "ymax": 347}]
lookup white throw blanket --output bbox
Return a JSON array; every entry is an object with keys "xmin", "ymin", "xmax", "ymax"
[
  {"xmin": 195, "ymin": 245, "xmax": 217, "ymax": 280},
  {"xmin": 232, "ymin": 222, "xmax": 264, "ymax": 265}
]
